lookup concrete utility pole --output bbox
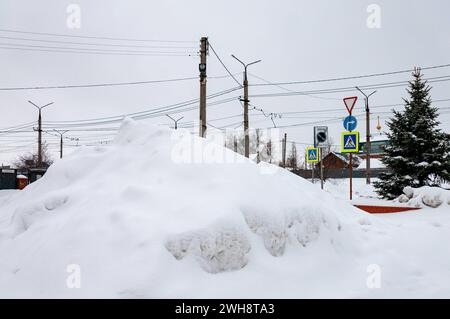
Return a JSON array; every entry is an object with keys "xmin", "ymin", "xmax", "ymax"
[
  {"xmin": 356, "ymin": 87, "xmax": 377, "ymax": 185},
  {"xmin": 231, "ymin": 54, "xmax": 261, "ymax": 158},
  {"xmin": 28, "ymin": 101, "xmax": 54, "ymax": 167},
  {"xmin": 199, "ymin": 37, "xmax": 208, "ymax": 138},
  {"xmin": 166, "ymin": 114, "xmax": 184, "ymax": 130},
  {"xmin": 281, "ymin": 133, "xmax": 287, "ymax": 167},
  {"xmin": 54, "ymin": 130, "xmax": 69, "ymax": 159},
  {"xmin": 256, "ymin": 128, "xmax": 260, "ymax": 163}
]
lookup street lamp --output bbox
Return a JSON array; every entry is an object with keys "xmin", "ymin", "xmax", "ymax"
[
  {"xmin": 231, "ymin": 55, "xmax": 261, "ymax": 158},
  {"xmin": 28, "ymin": 101, "xmax": 54, "ymax": 168}
]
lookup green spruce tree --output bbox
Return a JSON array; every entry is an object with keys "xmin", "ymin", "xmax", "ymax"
[{"xmin": 374, "ymin": 68, "xmax": 450, "ymax": 199}]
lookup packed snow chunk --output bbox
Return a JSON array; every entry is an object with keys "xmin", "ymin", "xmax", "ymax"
[
  {"xmin": 421, "ymin": 189, "xmax": 444, "ymax": 208},
  {"xmin": 0, "ymin": 191, "xmax": 70, "ymax": 239},
  {"xmin": 242, "ymin": 205, "xmax": 342, "ymax": 256},
  {"xmin": 165, "ymin": 225, "xmax": 251, "ymax": 274},
  {"xmin": 398, "ymin": 186, "xmax": 449, "ymax": 208},
  {"xmin": 398, "ymin": 194, "xmax": 410, "ymax": 203},
  {"xmin": 403, "ymin": 186, "xmax": 415, "ymax": 199}
]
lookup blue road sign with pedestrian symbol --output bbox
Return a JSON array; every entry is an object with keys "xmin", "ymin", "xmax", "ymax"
[
  {"xmin": 306, "ymin": 147, "xmax": 319, "ymax": 163},
  {"xmin": 343, "ymin": 115, "xmax": 357, "ymax": 132},
  {"xmin": 341, "ymin": 131, "xmax": 359, "ymax": 153}
]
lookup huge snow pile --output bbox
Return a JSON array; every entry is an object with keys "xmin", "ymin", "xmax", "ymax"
[
  {"xmin": 0, "ymin": 119, "xmax": 371, "ymax": 298},
  {"xmin": 396, "ymin": 186, "xmax": 450, "ymax": 208}
]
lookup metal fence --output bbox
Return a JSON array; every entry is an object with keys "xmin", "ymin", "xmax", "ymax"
[{"xmin": 291, "ymin": 168, "xmax": 390, "ymax": 179}]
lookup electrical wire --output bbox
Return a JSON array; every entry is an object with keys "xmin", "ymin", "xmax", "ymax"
[
  {"xmin": 0, "ymin": 28, "xmax": 196, "ymax": 43},
  {"xmin": 209, "ymin": 42, "xmax": 242, "ymax": 87},
  {"xmin": 249, "ymin": 63, "xmax": 450, "ymax": 87},
  {"xmin": 249, "ymin": 76, "xmax": 450, "ymax": 98}
]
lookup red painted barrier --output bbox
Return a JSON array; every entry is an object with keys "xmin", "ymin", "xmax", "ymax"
[{"xmin": 354, "ymin": 205, "xmax": 421, "ymax": 214}]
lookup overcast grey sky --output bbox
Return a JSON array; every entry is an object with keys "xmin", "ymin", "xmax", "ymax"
[{"xmin": 0, "ymin": 0, "xmax": 449, "ymax": 165}]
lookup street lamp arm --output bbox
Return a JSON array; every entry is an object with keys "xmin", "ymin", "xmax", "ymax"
[
  {"xmin": 247, "ymin": 59, "xmax": 262, "ymax": 68},
  {"xmin": 28, "ymin": 100, "xmax": 40, "ymax": 110},
  {"xmin": 41, "ymin": 102, "xmax": 55, "ymax": 109},
  {"xmin": 231, "ymin": 54, "xmax": 246, "ymax": 68}
]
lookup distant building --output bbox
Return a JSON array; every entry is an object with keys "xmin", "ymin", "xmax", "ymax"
[
  {"xmin": 359, "ymin": 134, "xmax": 389, "ymax": 159},
  {"xmin": 318, "ymin": 152, "xmax": 361, "ymax": 170}
]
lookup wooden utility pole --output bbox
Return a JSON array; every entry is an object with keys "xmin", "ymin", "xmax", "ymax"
[
  {"xmin": 199, "ymin": 37, "xmax": 208, "ymax": 137},
  {"xmin": 356, "ymin": 87, "xmax": 377, "ymax": 185},
  {"xmin": 28, "ymin": 101, "xmax": 54, "ymax": 168},
  {"xmin": 231, "ymin": 55, "xmax": 261, "ymax": 158}
]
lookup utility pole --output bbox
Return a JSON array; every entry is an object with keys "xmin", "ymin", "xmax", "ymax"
[
  {"xmin": 356, "ymin": 87, "xmax": 377, "ymax": 185},
  {"xmin": 231, "ymin": 54, "xmax": 261, "ymax": 158},
  {"xmin": 281, "ymin": 133, "xmax": 287, "ymax": 167},
  {"xmin": 29, "ymin": 101, "xmax": 54, "ymax": 168},
  {"xmin": 256, "ymin": 128, "xmax": 260, "ymax": 163},
  {"xmin": 199, "ymin": 37, "xmax": 208, "ymax": 138},
  {"xmin": 166, "ymin": 114, "xmax": 184, "ymax": 130},
  {"xmin": 54, "ymin": 130, "xmax": 69, "ymax": 159}
]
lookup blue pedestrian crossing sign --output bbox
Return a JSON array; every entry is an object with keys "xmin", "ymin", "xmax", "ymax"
[
  {"xmin": 343, "ymin": 115, "xmax": 357, "ymax": 132},
  {"xmin": 306, "ymin": 147, "xmax": 319, "ymax": 163},
  {"xmin": 341, "ymin": 132, "xmax": 359, "ymax": 153}
]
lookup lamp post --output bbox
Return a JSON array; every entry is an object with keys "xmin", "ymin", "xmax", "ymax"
[
  {"xmin": 28, "ymin": 101, "xmax": 54, "ymax": 168},
  {"xmin": 231, "ymin": 55, "xmax": 261, "ymax": 158}
]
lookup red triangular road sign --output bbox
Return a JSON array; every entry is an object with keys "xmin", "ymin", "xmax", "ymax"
[{"xmin": 343, "ymin": 96, "xmax": 358, "ymax": 114}]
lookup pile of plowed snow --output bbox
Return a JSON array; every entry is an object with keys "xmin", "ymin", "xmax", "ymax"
[{"xmin": 0, "ymin": 119, "xmax": 371, "ymax": 298}]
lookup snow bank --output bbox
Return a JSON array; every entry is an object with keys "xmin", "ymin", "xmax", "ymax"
[
  {"xmin": 0, "ymin": 119, "xmax": 369, "ymax": 298},
  {"xmin": 397, "ymin": 186, "xmax": 450, "ymax": 208}
]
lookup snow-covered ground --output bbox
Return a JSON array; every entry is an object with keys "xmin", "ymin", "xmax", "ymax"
[
  {"xmin": 0, "ymin": 120, "xmax": 449, "ymax": 298},
  {"xmin": 358, "ymin": 158, "xmax": 385, "ymax": 169},
  {"xmin": 313, "ymin": 178, "xmax": 379, "ymax": 201}
]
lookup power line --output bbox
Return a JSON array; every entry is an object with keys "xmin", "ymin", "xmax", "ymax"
[
  {"xmin": 0, "ymin": 45, "xmax": 195, "ymax": 57},
  {"xmin": 0, "ymin": 73, "xmax": 236, "ymax": 91},
  {"xmin": 0, "ymin": 42, "xmax": 196, "ymax": 55},
  {"xmin": 42, "ymin": 87, "xmax": 241, "ymax": 126},
  {"xmin": 0, "ymin": 28, "xmax": 196, "ymax": 43},
  {"xmin": 209, "ymin": 42, "xmax": 242, "ymax": 87},
  {"xmin": 249, "ymin": 76, "xmax": 450, "ymax": 98},
  {"xmin": 0, "ymin": 35, "xmax": 197, "ymax": 49},
  {"xmin": 249, "ymin": 63, "xmax": 450, "ymax": 87},
  {"xmin": 249, "ymin": 73, "xmax": 340, "ymax": 101}
]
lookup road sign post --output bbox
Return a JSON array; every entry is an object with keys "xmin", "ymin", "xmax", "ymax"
[
  {"xmin": 342, "ymin": 96, "xmax": 358, "ymax": 201},
  {"xmin": 306, "ymin": 147, "xmax": 319, "ymax": 184},
  {"xmin": 320, "ymin": 148, "xmax": 324, "ymax": 190},
  {"xmin": 313, "ymin": 127, "xmax": 328, "ymax": 190}
]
